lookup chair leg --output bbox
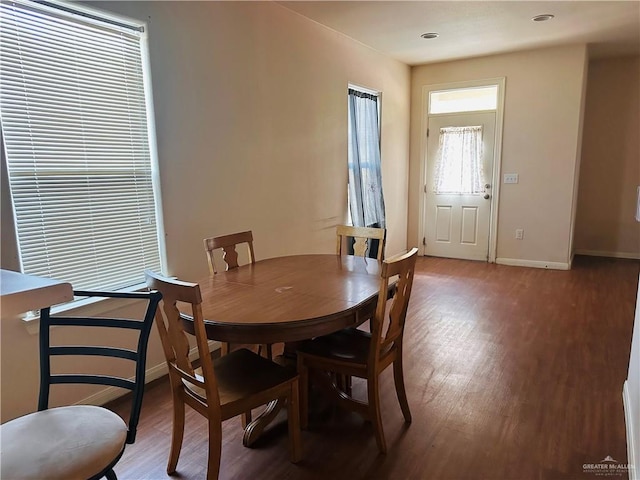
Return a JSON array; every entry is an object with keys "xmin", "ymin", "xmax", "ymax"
[
  {"xmin": 288, "ymin": 379, "xmax": 302, "ymax": 463},
  {"xmin": 257, "ymin": 343, "xmax": 273, "ymax": 360},
  {"xmin": 335, "ymin": 374, "xmax": 352, "ymax": 396},
  {"xmin": 367, "ymin": 376, "xmax": 387, "ymax": 454},
  {"xmin": 241, "ymin": 410, "xmax": 253, "ymax": 428},
  {"xmin": 220, "ymin": 342, "xmax": 230, "ymax": 356},
  {"xmin": 297, "ymin": 355, "xmax": 309, "ymax": 429},
  {"xmin": 167, "ymin": 395, "xmax": 186, "ymax": 474},
  {"xmin": 392, "ymin": 355, "xmax": 412, "ymax": 423},
  {"xmin": 105, "ymin": 469, "xmax": 118, "ymax": 480},
  {"xmin": 206, "ymin": 418, "xmax": 222, "ymax": 480}
]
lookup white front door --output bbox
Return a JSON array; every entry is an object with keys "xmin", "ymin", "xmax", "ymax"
[{"xmin": 424, "ymin": 112, "xmax": 496, "ymax": 261}]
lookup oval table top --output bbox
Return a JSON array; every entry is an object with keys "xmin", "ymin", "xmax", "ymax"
[{"xmin": 188, "ymin": 254, "xmax": 382, "ymax": 344}]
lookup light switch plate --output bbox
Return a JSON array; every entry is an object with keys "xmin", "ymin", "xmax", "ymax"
[{"xmin": 504, "ymin": 173, "xmax": 519, "ymax": 184}]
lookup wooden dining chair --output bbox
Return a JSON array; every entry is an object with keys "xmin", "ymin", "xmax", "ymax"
[
  {"xmin": 335, "ymin": 224, "xmax": 387, "ymax": 384},
  {"xmin": 336, "ymin": 225, "xmax": 386, "ymax": 261},
  {"xmin": 296, "ymin": 247, "xmax": 418, "ymax": 454},
  {"xmin": 145, "ymin": 271, "xmax": 302, "ymax": 480},
  {"xmin": 202, "ymin": 230, "xmax": 272, "ymax": 358},
  {"xmin": 0, "ymin": 290, "xmax": 162, "ymax": 480},
  {"xmin": 203, "ymin": 230, "xmax": 256, "ymax": 275}
]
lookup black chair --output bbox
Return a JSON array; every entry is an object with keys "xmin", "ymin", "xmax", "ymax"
[{"xmin": 0, "ymin": 290, "xmax": 161, "ymax": 480}]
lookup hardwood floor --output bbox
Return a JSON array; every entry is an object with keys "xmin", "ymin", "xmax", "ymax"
[{"xmin": 112, "ymin": 255, "xmax": 639, "ymax": 479}]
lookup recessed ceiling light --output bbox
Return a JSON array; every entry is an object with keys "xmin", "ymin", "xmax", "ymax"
[
  {"xmin": 421, "ymin": 32, "xmax": 439, "ymax": 39},
  {"xmin": 532, "ymin": 14, "xmax": 555, "ymax": 22}
]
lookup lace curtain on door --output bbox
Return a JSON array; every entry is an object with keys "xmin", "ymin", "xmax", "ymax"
[{"xmin": 434, "ymin": 126, "xmax": 484, "ymax": 194}]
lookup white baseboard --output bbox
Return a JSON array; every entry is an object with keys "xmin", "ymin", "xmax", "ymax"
[
  {"xmin": 74, "ymin": 340, "xmax": 220, "ymax": 407},
  {"xmin": 575, "ymin": 250, "xmax": 640, "ymax": 260},
  {"xmin": 623, "ymin": 381, "xmax": 638, "ymax": 480},
  {"xmin": 495, "ymin": 258, "xmax": 570, "ymax": 270}
]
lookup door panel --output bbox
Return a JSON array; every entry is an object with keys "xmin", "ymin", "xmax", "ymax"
[
  {"xmin": 424, "ymin": 112, "xmax": 495, "ymax": 261},
  {"xmin": 460, "ymin": 207, "xmax": 478, "ymax": 245},
  {"xmin": 435, "ymin": 206, "xmax": 452, "ymax": 242}
]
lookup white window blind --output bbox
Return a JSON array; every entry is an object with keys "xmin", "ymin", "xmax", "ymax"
[{"xmin": 0, "ymin": 0, "xmax": 162, "ymax": 291}]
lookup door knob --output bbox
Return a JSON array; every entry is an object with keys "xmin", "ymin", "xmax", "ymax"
[{"xmin": 484, "ymin": 194, "xmax": 490, "ymax": 199}]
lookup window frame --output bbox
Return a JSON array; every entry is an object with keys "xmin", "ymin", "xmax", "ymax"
[
  {"xmin": 428, "ymin": 85, "xmax": 499, "ymax": 115},
  {"xmin": 346, "ymin": 83, "xmax": 383, "ymax": 227},
  {"xmin": 419, "ymin": 77, "xmax": 506, "ymax": 262},
  {"xmin": 0, "ymin": 0, "xmax": 167, "ymax": 317}
]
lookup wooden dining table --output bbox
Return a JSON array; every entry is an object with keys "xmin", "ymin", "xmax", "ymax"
[
  {"xmin": 180, "ymin": 253, "xmax": 384, "ymax": 445},
  {"xmin": 192, "ymin": 253, "xmax": 383, "ymax": 343}
]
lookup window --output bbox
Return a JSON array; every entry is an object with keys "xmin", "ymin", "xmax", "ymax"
[
  {"xmin": 429, "ymin": 86, "xmax": 498, "ymax": 114},
  {"xmin": 434, "ymin": 126, "xmax": 484, "ymax": 194},
  {"xmin": 347, "ymin": 87, "xmax": 385, "ymax": 229},
  {"xmin": 0, "ymin": 0, "xmax": 163, "ymax": 292}
]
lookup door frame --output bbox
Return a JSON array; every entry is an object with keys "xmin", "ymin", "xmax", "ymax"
[{"xmin": 418, "ymin": 77, "xmax": 506, "ymax": 263}]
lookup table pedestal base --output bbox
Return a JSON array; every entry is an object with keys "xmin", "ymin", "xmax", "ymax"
[{"xmin": 242, "ymin": 399, "xmax": 285, "ymax": 447}]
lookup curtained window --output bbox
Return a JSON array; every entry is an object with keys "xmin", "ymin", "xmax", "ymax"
[
  {"xmin": 0, "ymin": 0, "xmax": 163, "ymax": 295},
  {"xmin": 434, "ymin": 126, "xmax": 484, "ymax": 194},
  {"xmin": 347, "ymin": 88, "xmax": 386, "ymax": 229}
]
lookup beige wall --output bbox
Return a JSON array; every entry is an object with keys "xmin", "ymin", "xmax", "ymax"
[
  {"xmin": 0, "ymin": 1, "xmax": 410, "ymax": 421},
  {"xmin": 409, "ymin": 45, "xmax": 588, "ymax": 268},
  {"xmin": 574, "ymin": 56, "xmax": 640, "ymax": 258},
  {"xmin": 92, "ymin": 1, "xmax": 411, "ymax": 273}
]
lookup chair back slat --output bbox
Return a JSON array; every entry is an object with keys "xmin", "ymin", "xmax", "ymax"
[
  {"xmin": 336, "ymin": 225, "xmax": 386, "ymax": 261},
  {"xmin": 369, "ymin": 248, "xmax": 418, "ymax": 366},
  {"xmin": 48, "ymin": 317, "xmax": 148, "ymax": 330},
  {"xmin": 50, "ymin": 346, "xmax": 138, "ymax": 360},
  {"xmin": 174, "ymin": 365, "xmax": 206, "ymax": 389},
  {"xmin": 158, "ymin": 293, "xmax": 198, "ymax": 376},
  {"xmin": 38, "ymin": 289, "xmax": 161, "ymax": 444},
  {"xmin": 50, "ymin": 374, "xmax": 135, "ymax": 391},
  {"xmin": 203, "ymin": 231, "xmax": 255, "ymax": 274}
]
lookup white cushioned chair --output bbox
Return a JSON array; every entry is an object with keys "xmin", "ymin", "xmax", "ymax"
[{"xmin": 0, "ymin": 290, "xmax": 161, "ymax": 480}]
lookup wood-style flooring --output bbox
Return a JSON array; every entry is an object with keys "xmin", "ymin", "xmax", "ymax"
[{"xmin": 111, "ymin": 255, "xmax": 639, "ymax": 480}]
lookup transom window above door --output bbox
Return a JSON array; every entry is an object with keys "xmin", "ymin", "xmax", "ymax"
[{"xmin": 429, "ymin": 85, "xmax": 498, "ymax": 114}]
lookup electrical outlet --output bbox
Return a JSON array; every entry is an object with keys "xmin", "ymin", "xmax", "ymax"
[
  {"xmin": 504, "ymin": 173, "xmax": 519, "ymax": 184},
  {"xmin": 515, "ymin": 229, "xmax": 524, "ymax": 240}
]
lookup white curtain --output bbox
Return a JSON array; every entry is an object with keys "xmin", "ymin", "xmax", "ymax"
[
  {"xmin": 434, "ymin": 126, "xmax": 484, "ymax": 194},
  {"xmin": 348, "ymin": 89, "xmax": 386, "ymax": 228}
]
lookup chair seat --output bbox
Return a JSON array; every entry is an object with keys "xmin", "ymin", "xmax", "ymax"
[
  {"xmin": 297, "ymin": 328, "xmax": 372, "ymax": 365},
  {"xmin": 0, "ymin": 405, "xmax": 127, "ymax": 480},
  {"xmin": 185, "ymin": 348, "xmax": 297, "ymax": 408}
]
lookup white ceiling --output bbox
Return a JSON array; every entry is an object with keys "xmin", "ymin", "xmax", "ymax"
[{"xmin": 277, "ymin": 1, "xmax": 640, "ymax": 66}]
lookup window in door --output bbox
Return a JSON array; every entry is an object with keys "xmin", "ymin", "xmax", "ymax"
[
  {"xmin": 434, "ymin": 126, "xmax": 484, "ymax": 194},
  {"xmin": 0, "ymin": 0, "xmax": 164, "ymax": 295}
]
